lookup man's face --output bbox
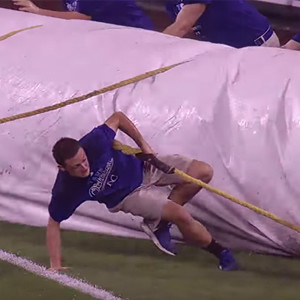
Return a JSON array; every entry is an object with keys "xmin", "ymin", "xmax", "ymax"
[{"xmin": 60, "ymin": 147, "xmax": 90, "ymax": 178}]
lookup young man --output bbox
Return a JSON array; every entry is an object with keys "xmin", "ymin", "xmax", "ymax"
[
  {"xmin": 47, "ymin": 111, "xmax": 237, "ymax": 271},
  {"xmin": 283, "ymin": 31, "xmax": 300, "ymax": 51},
  {"xmin": 163, "ymin": 0, "xmax": 280, "ymax": 48},
  {"xmin": 12, "ymin": 0, "xmax": 154, "ymax": 30}
]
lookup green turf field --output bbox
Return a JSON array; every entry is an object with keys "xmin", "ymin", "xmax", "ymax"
[
  {"xmin": 0, "ymin": 260, "xmax": 95, "ymax": 300},
  {"xmin": 0, "ymin": 221, "xmax": 299, "ymax": 300}
]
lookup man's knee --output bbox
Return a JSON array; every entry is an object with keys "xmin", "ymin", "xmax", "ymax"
[
  {"xmin": 189, "ymin": 160, "xmax": 213, "ymax": 183},
  {"xmin": 201, "ymin": 162, "xmax": 214, "ymax": 182}
]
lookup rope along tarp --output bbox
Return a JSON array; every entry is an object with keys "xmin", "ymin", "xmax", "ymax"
[
  {"xmin": 0, "ymin": 62, "xmax": 184, "ymax": 124},
  {"xmin": 0, "ymin": 25, "xmax": 42, "ymax": 42}
]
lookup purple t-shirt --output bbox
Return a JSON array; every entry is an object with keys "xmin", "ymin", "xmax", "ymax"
[
  {"xmin": 49, "ymin": 124, "xmax": 144, "ymax": 222},
  {"xmin": 165, "ymin": 0, "xmax": 271, "ymax": 48},
  {"xmin": 64, "ymin": 0, "xmax": 153, "ymax": 30}
]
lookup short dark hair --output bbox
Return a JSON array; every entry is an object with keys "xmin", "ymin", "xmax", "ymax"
[{"xmin": 52, "ymin": 137, "xmax": 81, "ymax": 166}]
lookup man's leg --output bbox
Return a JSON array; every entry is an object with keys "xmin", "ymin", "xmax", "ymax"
[
  {"xmin": 283, "ymin": 39, "xmax": 300, "ymax": 51},
  {"xmin": 113, "ymin": 180, "xmax": 237, "ymax": 270},
  {"xmin": 167, "ymin": 159, "xmax": 213, "ymax": 206},
  {"xmin": 148, "ymin": 156, "xmax": 237, "ymax": 270},
  {"xmin": 151, "ymin": 158, "xmax": 213, "ymax": 254},
  {"xmin": 161, "ymin": 201, "xmax": 237, "ymax": 271}
]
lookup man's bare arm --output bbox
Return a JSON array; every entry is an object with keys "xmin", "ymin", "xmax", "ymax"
[
  {"xmin": 105, "ymin": 112, "xmax": 154, "ymax": 154},
  {"xmin": 47, "ymin": 217, "xmax": 68, "ymax": 271},
  {"xmin": 163, "ymin": 4, "xmax": 206, "ymax": 38},
  {"xmin": 13, "ymin": 0, "xmax": 91, "ymax": 20},
  {"xmin": 283, "ymin": 40, "xmax": 300, "ymax": 51}
]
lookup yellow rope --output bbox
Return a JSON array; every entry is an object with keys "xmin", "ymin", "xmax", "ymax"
[
  {"xmin": 0, "ymin": 62, "xmax": 183, "ymax": 125},
  {"xmin": 0, "ymin": 25, "xmax": 42, "ymax": 42},
  {"xmin": 113, "ymin": 140, "xmax": 142, "ymax": 155},
  {"xmin": 113, "ymin": 140, "xmax": 300, "ymax": 234},
  {"xmin": 174, "ymin": 170, "xmax": 300, "ymax": 233}
]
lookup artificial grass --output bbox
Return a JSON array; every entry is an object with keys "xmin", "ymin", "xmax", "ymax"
[{"xmin": 0, "ymin": 221, "xmax": 299, "ymax": 300}]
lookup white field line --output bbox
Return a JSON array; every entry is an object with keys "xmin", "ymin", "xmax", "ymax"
[{"xmin": 0, "ymin": 249, "xmax": 127, "ymax": 300}]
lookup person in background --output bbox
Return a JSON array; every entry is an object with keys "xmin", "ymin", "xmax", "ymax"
[
  {"xmin": 12, "ymin": 0, "xmax": 154, "ymax": 30},
  {"xmin": 163, "ymin": 0, "xmax": 280, "ymax": 48},
  {"xmin": 283, "ymin": 31, "xmax": 300, "ymax": 51}
]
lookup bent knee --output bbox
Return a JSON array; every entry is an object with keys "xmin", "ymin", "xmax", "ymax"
[
  {"xmin": 201, "ymin": 162, "xmax": 213, "ymax": 182},
  {"xmin": 189, "ymin": 160, "xmax": 213, "ymax": 183}
]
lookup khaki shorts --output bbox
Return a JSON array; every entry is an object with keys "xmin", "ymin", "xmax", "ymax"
[{"xmin": 110, "ymin": 155, "xmax": 192, "ymax": 224}]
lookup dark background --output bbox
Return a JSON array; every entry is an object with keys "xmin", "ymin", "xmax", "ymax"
[{"xmin": 1, "ymin": 0, "xmax": 300, "ymax": 44}]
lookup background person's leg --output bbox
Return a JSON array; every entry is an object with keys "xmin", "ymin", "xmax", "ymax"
[{"xmin": 283, "ymin": 39, "xmax": 300, "ymax": 50}]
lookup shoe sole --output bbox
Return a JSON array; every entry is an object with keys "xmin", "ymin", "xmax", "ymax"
[
  {"xmin": 141, "ymin": 222, "xmax": 176, "ymax": 256},
  {"xmin": 219, "ymin": 261, "xmax": 239, "ymax": 271},
  {"xmin": 219, "ymin": 265, "xmax": 238, "ymax": 271}
]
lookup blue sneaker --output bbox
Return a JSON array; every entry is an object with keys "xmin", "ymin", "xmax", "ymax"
[
  {"xmin": 141, "ymin": 221, "xmax": 176, "ymax": 256},
  {"xmin": 218, "ymin": 249, "xmax": 238, "ymax": 271}
]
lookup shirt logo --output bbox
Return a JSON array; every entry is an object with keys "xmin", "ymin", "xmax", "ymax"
[
  {"xmin": 88, "ymin": 158, "xmax": 118, "ymax": 198},
  {"xmin": 66, "ymin": 0, "xmax": 78, "ymax": 12},
  {"xmin": 175, "ymin": 3, "xmax": 184, "ymax": 13}
]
